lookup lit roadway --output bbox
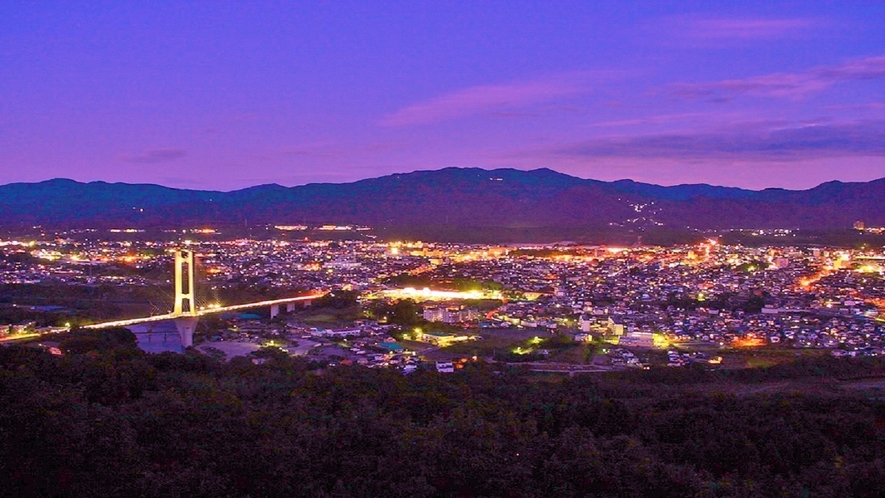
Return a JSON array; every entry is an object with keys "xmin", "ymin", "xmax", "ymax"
[
  {"xmin": 0, "ymin": 332, "xmax": 43, "ymax": 344},
  {"xmin": 83, "ymin": 293, "xmax": 326, "ymax": 330}
]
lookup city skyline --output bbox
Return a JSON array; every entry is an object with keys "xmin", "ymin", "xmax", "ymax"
[{"xmin": 2, "ymin": 1, "xmax": 885, "ymax": 190}]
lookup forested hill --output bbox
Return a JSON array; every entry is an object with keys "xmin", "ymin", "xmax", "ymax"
[
  {"xmin": 3, "ymin": 336, "xmax": 885, "ymax": 497},
  {"xmin": 3, "ymin": 169, "xmax": 885, "ymax": 235}
]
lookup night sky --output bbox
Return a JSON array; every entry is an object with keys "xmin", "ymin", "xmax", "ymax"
[{"xmin": 2, "ymin": 1, "xmax": 884, "ymax": 191}]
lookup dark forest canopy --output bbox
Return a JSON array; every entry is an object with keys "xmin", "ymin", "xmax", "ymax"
[{"xmin": 2, "ymin": 338, "xmax": 885, "ymax": 497}]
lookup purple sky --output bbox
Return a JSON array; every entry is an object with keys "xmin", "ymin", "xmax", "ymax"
[{"xmin": 2, "ymin": 1, "xmax": 884, "ymax": 191}]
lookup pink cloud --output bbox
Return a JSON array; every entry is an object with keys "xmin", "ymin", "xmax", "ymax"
[
  {"xmin": 379, "ymin": 73, "xmax": 599, "ymax": 127},
  {"xmin": 587, "ymin": 112, "xmax": 729, "ymax": 128},
  {"xmin": 671, "ymin": 73, "xmax": 830, "ymax": 100},
  {"xmin": 547, "ymin": 120, "xmax": 885, "ymax": 162},
  {"xmin": 825, "ymin": 102, "xmax": 885, "ymax": 112},
  {"xmin": 816, "ymin": 56, "xmax": 885, "ymax": 80},
  {"xmin": 671, "ymin": 55, "xmax": 885, "ymax": 100},
  {"xmin": 673, "ymin": 17, "xmax": 818, "ymax": 40}
]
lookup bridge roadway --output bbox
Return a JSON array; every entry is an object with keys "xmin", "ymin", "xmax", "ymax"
[{"xmin": 83, "ymin": 293, "xmax": 325, "ymax": 330}]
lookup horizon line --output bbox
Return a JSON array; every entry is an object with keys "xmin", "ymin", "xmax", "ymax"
[{"xmin": 4, "ymin": 166, "xmax": 883, "ymax": 194}]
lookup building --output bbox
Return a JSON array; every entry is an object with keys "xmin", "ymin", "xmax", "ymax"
[
  {"xmin": 618, "ymin": 331, "xmax": 655, "ymax": 348},
  {"xmin": 419, "ymin": 331, "xmax": 474, "ymax": 347},
  {"xmin": 423, "ymin": 306, "xmax": 481, "ymax": 324},
  {"xmin": 377, "ymin": 341, "xmax": 404, "ymax": 353},
  {"xmin": 574, "ymin": 333, "xmax": 592, "ymax": 342},
  {"xmin": 579, "ymin": 314, "xmax": 592, "ymax": 332},
  {"xmin": 607, "ymin": 316, "xmax": 625, "ymax": 336},
  {"xmin": 312, "ymin": 327, "xmax": 362, "ymax": 338}
]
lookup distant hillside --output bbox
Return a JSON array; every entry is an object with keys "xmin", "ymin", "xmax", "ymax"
[{"xmin": 2, "ymin": 168, "xmax": 884, "ymax": 239}]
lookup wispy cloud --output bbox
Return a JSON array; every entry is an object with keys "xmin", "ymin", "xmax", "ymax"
[
  {"xmin": 380, "ymin": 72, "xmax": 602, "ymax": 127},
  {"xmin": 546, "ymin": 120, "xmax": 885, "ymax": 162},
  {"xmin": 670, "ymin": 56, "xmax": 885, "ymax": 100},
  {"xmin": 587, "ymin": 112, "xmax": 725, "ymax": 128},
  {"xmin": 665, "ymin": 16, "xmax": 819, "ymax": 41},
  {"xmin": 825, "ymin": 102, "xmax": 885, "ymax": 112},
  {"xmin": 671, "ymin": 73, "xmax": 830, "ymax": 100},
  {"xmin": 119, "ymin": 148, "xmax": 187, "ymax": 163}
]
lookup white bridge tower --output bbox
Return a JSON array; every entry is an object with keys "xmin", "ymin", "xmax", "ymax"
[{"xmin": 172, "ymin": 249, "xmax": 199, "ymax": 348}]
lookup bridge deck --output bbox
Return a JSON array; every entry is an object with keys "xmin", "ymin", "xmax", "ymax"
[{"xmin": 84, "ymin": 293, "xmax": 324, "ymax": 330}]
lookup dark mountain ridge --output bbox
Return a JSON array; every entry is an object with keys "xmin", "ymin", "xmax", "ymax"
[{"xmin": 2, "ymin": 168, "xmax": 883, "ymax": 235}]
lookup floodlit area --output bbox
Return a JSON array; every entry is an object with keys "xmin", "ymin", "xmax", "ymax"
[{"xmin": 378, "ymin": 287, "xmax": 502, "ymax": 301}]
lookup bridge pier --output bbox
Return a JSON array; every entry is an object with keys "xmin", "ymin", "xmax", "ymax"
[
  {"xmin": 174, "ymin": 316, "xmax": 200, "ymax": 348},
  {"xmin": 270, "ymin": 304, "xmax": 280, "ymax": 319},
  {"xmin": 286, "ymin": 302, "xmax": 295, "ymax": 313}
]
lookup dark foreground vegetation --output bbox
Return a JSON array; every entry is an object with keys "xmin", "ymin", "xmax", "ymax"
[{"xmin": 3, "ymin": 332, "xmax": 885, "ymax": 497}]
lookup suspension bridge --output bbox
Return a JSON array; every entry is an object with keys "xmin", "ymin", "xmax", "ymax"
[{"xmin": 84, "ymin": 249, "xmax": 325, "ymax": 347}]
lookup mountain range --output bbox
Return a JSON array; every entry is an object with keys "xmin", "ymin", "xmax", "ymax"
[{"xmin": 2, "ymin": 168, "xmax": 883, "ymax": 239}]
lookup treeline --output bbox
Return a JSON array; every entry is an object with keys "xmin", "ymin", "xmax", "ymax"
[
  {"xmin": 0, "ymin": 283, "xmax": 169, "ymax": 319},
  {"xmin": 2, "ymin": 337, "xmax": 885, "ymax": 497}
]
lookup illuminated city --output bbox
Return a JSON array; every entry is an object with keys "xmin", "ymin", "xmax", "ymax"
[
  {"xmin": 5, "ymin": 1, "xmax": 885, "ymax": 495},
  {"xmin": 4, "ymin": 230, "xmax": 885, "ymax": 372}
]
